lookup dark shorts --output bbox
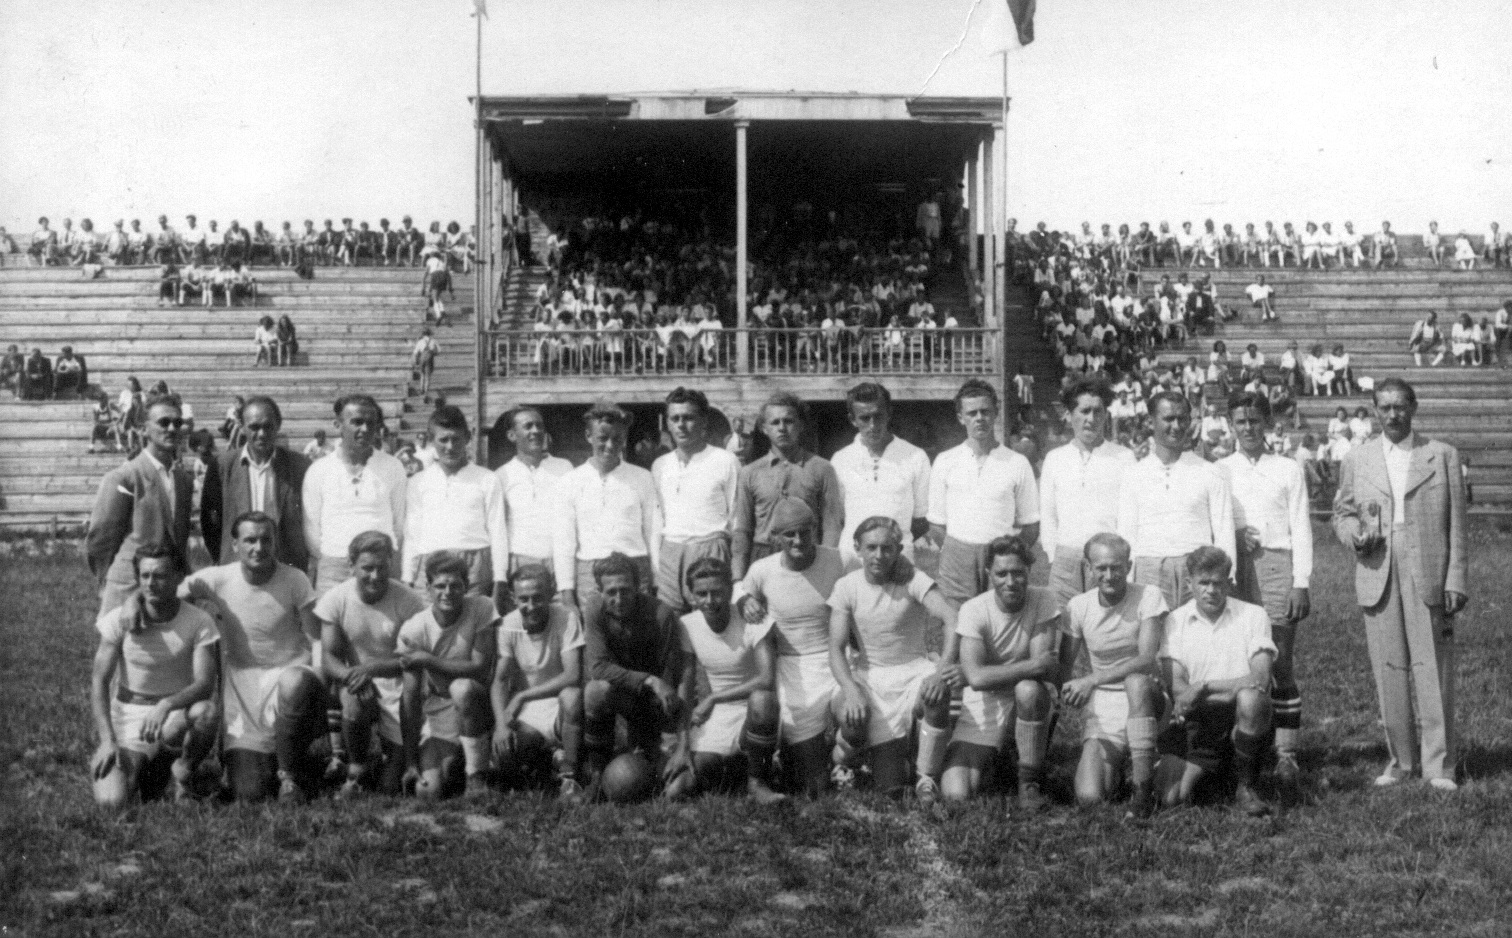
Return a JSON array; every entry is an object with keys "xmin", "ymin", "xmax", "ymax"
[
  {"xmin": 1233, "ymin": 547, "xmax": 1293, "ymax": 626},
  {"xmin": 936, "ymin": 536, "xmax": 989, "ymax": 607},
  {"xmin": 1158, "ymin": 700, "xmax": 1235, "ymax": 774},
  {"xmin": 657, "ymin": 533, "xmax": 731, "ymax": 612}
]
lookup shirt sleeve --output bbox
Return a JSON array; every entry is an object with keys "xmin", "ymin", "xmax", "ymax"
[
  {"xmin": 192, "ymin": 608, "xmax": 221, "ymax": 646},
  {"xmin": 397, "ymin": 615, "xmax": 427, "ymax": 654},
  {"xmin": 1138, "ymin": 584, "xmax": 1170, "ymax": 620},
  {"xmin": 559, "ymin": 608, "xmax": 586, "ymax": 652},
  {"xmin": 910, "ymin": 451, "xmax": 930, "ymax": 520},
  {"xmin": 826, "ymin": 574, "xmax": 856, "ymax": 615},
  {"xmin": 302, "ymin": 461, "xmax": 324, "ymax": 560},
  {"xmin": 1286, "ymin": 461, "xmax": 1313, "ymax": 588},
  {"xmin": 1013, "ymin": 457, "xmax": 1041, "ymax": 527},
  {"xmin": 1038, "ymin": 450, "xmax": 1060, "ymax": 555},
  {"xmin": 722, "ymin": 451, "xmax": 741, "ymax": 534},
  {"xmin": 553, "ymin": 473, "xmax": 579, "ymax": 593},
  {"xmin": 312, "ymin": 583, "xmax": 343, "ymax": 624},
  {"xmin": 732, "ymin": 466, "xmax": 756, "ymax": 537},
  {"xmin": 641, "ymin": 470, "xmax": 662, "ymax": 571},
  {"xmin": 1209, "ymin": 465, "xmax": 1237, "ymax": 569},
  {"xmin": 926, "ymin": 451, "xmax": 949, "ymax": 527},
  {"xmin": 907, "ymin": 570, "xmax": 937, "ymax": 604},
  {"xmin": 953, "ymin": 595, "xmax": 986, "ymax": 640},
  {"xmin": 1246, "ymin": 608, "xmax": 1278, "ymax": 661},
  {"xmin": 485, "ymin": 473, "xmax": 510, "ymax": 584},
  {"xmin": 401, "ymin": 474, "xmax": 422, "ymax": 583},
  {"xmin": 818, "ymin": 462, "xmax": 844, "ymax": 548},
  {"xmin": 96, "ymin": 607, "xmax": 126, "ymax": 643}
]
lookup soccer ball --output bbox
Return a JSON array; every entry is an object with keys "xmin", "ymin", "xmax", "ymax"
[{"xmin": 600, "ymin": 752, "xmax": 655, "ymax": 804}]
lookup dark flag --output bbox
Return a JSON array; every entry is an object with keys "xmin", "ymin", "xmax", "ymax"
[{"xmin": 1007, "ymin": 0, "xmax": 1036, "ymax": 45}]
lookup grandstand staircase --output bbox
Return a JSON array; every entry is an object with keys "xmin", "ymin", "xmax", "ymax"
[{"xmin": 0, "ymin": 265, "xmax": 473, "ymax": 531}]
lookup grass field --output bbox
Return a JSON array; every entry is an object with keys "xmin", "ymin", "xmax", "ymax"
[{"xmin": 4, "ymin": 524, "xmax": 1512, "ymax": 937}]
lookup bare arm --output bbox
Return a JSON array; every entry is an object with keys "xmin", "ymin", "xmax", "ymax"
[
  {"xmin": 1063, "ymin": 612, "xmax": 1161, "ymax": 707},
  {"xmin": 828, "ymin": 603, "xmax": 867, "ymax": 732},
  {"xmin": 959, "ymin": 618, "xmax": 1060, "ymax": 692}
]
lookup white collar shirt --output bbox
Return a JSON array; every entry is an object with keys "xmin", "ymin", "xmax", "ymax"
[
  {"xmin": 1384, "ymin": 436, "xmax": 1414, "ymax": 521},
  {"xmin": 1116, "ymin": 451, "xmax": 1236, "ymax": 566},
  {"xmin": 1161, "ymin": 598, "xmax": 1276, "ymax": 686},
  {"xmin": 926, "ymin": 442, "xmax": 1039, "ymax": 545},
  {"xmin": 832, "ymin": 436, "xmax": 932, "ymax": 558},
  {"xmin": 144, "ymin": 449, "xmax": 177, "ymax": 510},
  {"xmin": 496, "ymin": 455, "xmax": 573, "ymax": 561},
  {"xmin": 1218, "ymin": 451, "xmax": 1314, "ymax": 587},
  {"xmin": 652, "ymin": 445, "xmax": 740, "ymax": 542},
  {"xmin": 241, "ymin": 446, "xmax": 275, "ymax": 516},
  {"xmin": 1039, "ymin": 439, "xmax": 1135, "ymax": 558},
  {"xmin": 552, "ymin": 461, "xmax": 661, "ymax": 590},
  {"xmin": 402, "ymin": 462, "xmax": 510, "ymax": 584},
  {"xmin": 301, "ymin": 448, "xmax": 408, "ymax": 560}
]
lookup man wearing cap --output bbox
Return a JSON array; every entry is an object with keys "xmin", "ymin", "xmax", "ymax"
[{"xmin": 731, "ymin": 392, "xmax": 843, "ymax": 580}]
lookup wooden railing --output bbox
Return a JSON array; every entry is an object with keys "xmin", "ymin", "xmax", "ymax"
[{"xmin": 486, "ymin": 326, "xmax": 998, "ymax": 378}]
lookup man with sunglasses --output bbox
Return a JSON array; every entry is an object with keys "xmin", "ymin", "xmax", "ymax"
[{"xmin": 87, "ymin": 394, "xmax": 195, "ymax": 615}]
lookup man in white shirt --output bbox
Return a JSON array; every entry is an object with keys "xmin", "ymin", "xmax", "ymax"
[
  {"xmin": 652, "ymin": 387, "xmax": 740, "ymax": 612},
  {"xmin": 1156, "ymin": 546, "xmax": 1275, "ymax": 816},
  {"xmin": 1221, "ymin": 393, "xmax": 1312, "ymax": 784},
  {"xmin": 495, "ymin": 406, "xmax": 573, "ymax": 576},
  {"xmin": 1039, "ymin": 377, "xmax": 1135, "ymax": 606},
  {"xmin": 1245, "ymin": 275, "xmax": 1276, "ymax": 322},
  {"xmin": 831, "ymin": 383, "xmax": 931, "ymax": 566},
  {"xmin": 554, "ymin": 402, "xmax": 660, "ymax": 608},
  {"xmin": 401, "ymin": 406, "xmax": 509, "ymax": 599},
  {"xmin": 180, "ymin": 214, "xmax": 207, "ymax": 265},
  {"xmin": 1117, "ymin": 391, "xmax": 1236, "ymax": 609},
  {"xmin": 302, "ymin": 395, "xmax": 409, "ymax": 597},
  {"xmin": 928, "ymin": 380, "xmax": 1040, "ymax": 608}
]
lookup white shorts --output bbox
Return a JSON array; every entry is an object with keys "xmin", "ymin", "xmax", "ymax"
[
  {"xmin": 111, "ymin": 700, "xmax": 186, "ymax": 759},
  {"xmin": 224, "ymin": 663, "xmax": 317, "ymax": 754},
  {"xmin": 1081, "ymin": 685, "xmax": 1169, "ymax": 749},
  {"xmin": 951, "ymin": 681, "xmax": 1057, "ymax": 748},
  {"xmin": 517, "ymin": 697, "xmax": 561, "ymax": 746},
  {"xmin": 777, "ymin": 653, "xmax": 837, "ymax": 745},
  {"xmin": 370, "ymin": 675, "xmax": 403, "ymax": 746},
  {"xmin": 691, "ymin": 701, "xmax": 747, "ymax": 757},
  {"xmin": 854, "ymin": 657, "xmax": 936, "ymax": 746},
  {"xmin": 422, "ymin": 695, "xmax": 460, "ymax": 744}
]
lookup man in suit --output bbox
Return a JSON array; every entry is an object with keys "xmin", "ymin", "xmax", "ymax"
[
  {"xmin": 1333, "ymin": 377, "xmax": 1467, "ymax": 791},
  {"xmin": 86, "ymin": 394, "xmax": 194, "ymax": 615},
  {"xmin": 200, "ymin": 395, "xmax": 311, "ymax": 571}
]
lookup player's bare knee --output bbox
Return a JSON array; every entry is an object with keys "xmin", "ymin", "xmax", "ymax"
[
  {"xmin": 940, "ymin": 769, "xmax": 974, "ymax": 801},
  {"xmin": 1123, "ymin": 673, "xmax": 1157, "ymax": 716},
  {"xmin": 558, "ymin": 685, "xmax": 584, "ymax": 722},
  {"xmin": 583, "ymin": 680, "xmax": 613, "ymax": 719},
  {"xmin": 94, "ymin": 769, "xmax": 130, "ymax": 810},
  {"xmin": 1235, "ymin": 687, "xmax": 1270, "ymax": 728},
  {"xmin": 1015, "ymin": 680, "xmax": 1050, "ymax": 720},
  {"xmin": 748, "ymin": 689, "xmax": 779, "ymax": 727},
  {"xmin": 449, "ymin": 678, "xmax": 484, "ymax": 707},
  {"xmin": 278, "ymin": 667, "xmax": 320, "ymax": 704}
]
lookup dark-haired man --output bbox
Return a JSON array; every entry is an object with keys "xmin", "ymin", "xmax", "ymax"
[
  {"xmin": 201, "ymin": 396, "xmax": 311, "ymax": 570},
  {"xmin": 89, "ymin": 545, "xmax": 220, "ymax": 808},
  {"xmin": 652, "ymin": 387, "xmax": 740, "ymax": 611},
  {"xmin": 731, "ymin": 392, "xmax": 843, "ymax": 579},
  {"xmin": 402, "ymin": 406, "xmax": 508, "ymax": 598},
  {"xmin": 832, "ymin": 382, "xmax": 931, "ymax": 567},
  {"xmin": 495, "ymin": 406, "xmax": 573, "ymax": 579}
]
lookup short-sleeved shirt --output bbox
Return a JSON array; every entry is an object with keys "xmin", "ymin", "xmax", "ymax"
[
  {"xmin": 827, "ymin": 569, "xmax": 937, "ymax": 669},
  {"xmin": 740, "ymin": 546, "xmax": 853, "ymax": 657},
  {"xmin": 1160, "ymin": 598, "xmax": 1276, "ymax": 686},
  {"xmin": 97, "ymin": 600, "xmax": 219, "ymax": 698},
  {"xmin": 498, "ymin": 604, "xmax": 585, "ymax": 689},
  {"xmin": 183, "ymin": 563, "xmax": 313, "ymax": 671},
  {"xmin": 398, "ymin": 596, "xmax": 500, "ymax": 696},
  {"xmin": 955, "ymin": 585, "xmax": 1061, "ymax": 667},
  {"xmin": 680, "ymin": 608, "xmax": 772, "ymax": 695},
  {"xmin": 1064, "ymin": 583, "xmax": 1168, "ymax": 689},
  {"xmin": 313, "ymin": 578, "xmax": 427, "ymax": 666}
]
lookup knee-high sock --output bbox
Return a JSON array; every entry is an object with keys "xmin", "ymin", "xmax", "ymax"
[
  {"xmin": 274, "ymin": 689, "xmax": 321, "ymax": 777},
  {"xmin": 1272, "ymin": 692, "xmax": 1302, "ymax": 759},
  {"xmin": 327, "ymin": 705, "xmax": 347, "ymax": 762},
  {"xmin": 459, "ymin": 735, "xmax": 488, "ymax": 776},
  {"xmin": 740, "ymin": 725, "xmax": 779, "ymax": 781},
  {"xmin": 1232, "ymin": 730, "xmax": 1264, "ymax": 786},
  {"xmin": 1126, "ymin": 717, "xmax": 1158, "ymax": 785},
  {"xmin": 1016, "ymin": 719, "xmax": 1048, "ymax": 787},
  {"xmin": 915, "ymin": 721, "xmax": 949, "ymax": 781}
]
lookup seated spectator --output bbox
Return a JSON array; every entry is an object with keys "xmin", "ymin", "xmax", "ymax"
[
  {"xmin": 1303, "ymin": 343, "xmax": 1334, "ymax": 396},
  {"xmin": 179, "ymin": 215, "xmax": 207, "ymax": 264},
  {"xmin": 1196, "ymin": 219, "xmax": 1222, "ymax": 267},
  {"xmin": 1318, "ymin": 222, "xmax": 1342, "ymax": 267},
  {"xmin": 127, "ymin": 219, "xmax": 153, "ymax": 264},
  {"xmin": 28, "ymin": 217, "xmax": 58, "ymax": 266},
  {"xmin": 276, "ymin": 222, "xmax": 300, "ymax": 266},
  {"xmin": 223, "ymin": 221, "xmax": 251, "ymax": 266},
  {"xmin": 209, "ymin": 263, "xmax": 236, "ymax": 307},
  {"xmin": 1408, "ymin": 310, "xmax": 1446, "ymax": 366},
  {"xmin": 152, "ymin": 215, "xmax": 178, "ymax": 264},
  {"xmin": 1300, "ymin": 222, "xmax": 1324, "ymax": 269},
  {"xmin": 1454, "ymin": 233, "xmax": 1477, "ymax": 271},
  {"xmin": 400, "ymin": 216, "xmax": 424, "ymax": 266},
  {"xmin": 1244, "ymin": 274, "xmax": 1276, "ymax": 322},
  {"xmin": 229, "ymin": 263, "xmax": 257, "ymax": 306},
  {"xmin": 1495, "ymin": 301, "xmax": 1511, "ymax": 367},
  {"xmin": 0, "ymin": 227, "xmax": 17, "ymax": 255},
  {"xmin": 1423, "ymin": 221, "xmax": 1445, "ymax": 266},
  {"xmin": 1339, "ymin": 221, "xmax": 1365, "ymax": 267},
  {"xmin": 1451, "ymin": 313, "xmax": 1478, "ymax": 366},
  {"xmin": 204, "ymin": 220, "xmax": 225, "ymax": 264},
  {"xmin": 1327, "ymin": 407, "xmax": 1349, "ymax": 443},
  {"xmin": 317, "ymin": 219, "xmax": 339, "ymax": 264},
  {"xmin": 52, "ymin": 346, "xmax": 87, "ymax": 399},
  {"xmin": 1187, "ymin": 281, "xmax": 1217, "ymax": 334},
  {"xmin": 1479, "ymin": 315, "xmax": 1496, "ymax": 366},
  {"xmin": 89, "ymin": 390, "xmax": 120, "ymax": 453},
  {"xmin": 254, "ymin": 316, "xmax": 278, "ymax": 366},
  {"xmin": 275, "ymin": 314, "xmax": 299, "ymax": 366},
  {"xmin": 300, "ymin": 219, "xmax": 322, "ymax": 266},
  {"xmin": 1175, "ymin": 221, "xmax": 1198, "ymax": 265},
  {"xmin": 1327, "ymin": 343, "xmax": 1355, "ymax": 394},
  {"xmin": 303, "ymin": 429, "xmax": 334, "ymax": 461},
  {"xmin": 178, "ymin": 264, "xmax": 207, "ymax": 306},
  {"xmin": 249, "ymin": 221, "xmax": 276, "ymax": 265},
  {"xmin": 116, "ymin": 377, "xmax": 145, "ymax": 452},
  {"xmin": 448, "ymin": 222, "xmax": 474, "ymax": 273},
  {"xmin": 1239, "ymin": 344, "xmax": 1265, "ymax": 384},
  {"xmin": 1348, "ymin": 407, "xmax": 1374, "ymax": 442},
  {"xmin": 1277, "ymin": 340, "xmax": 1303, "ymax": 391},
  {"xmin": 156, "ymin": 263, "xmax": 180, "ymax": 307},
  {"xmin": 1485, "ymin": 223, "xmax": 1505, "ymax": 268},
  {"xmin": 0, "ymin": 344, "xmax": 23, "ymax": 396},
  {"xmin": 1261, "ymin": 222, "xmax": 1285, "ymax": 267},
  {"xmin": 104, "ymin": 220, "xmax": 130, "ymax": 266},
  {"xmin": 1371, "ymin": 221, "xmax": 1398, "ymax": 267},
  {"xmin": 219, "ymin": 396, "xmax": 245, "ymax": 445},
  {"xmin": 1109, "ymin": 389, "xmax": 1146, "ymax": 435},
  {"xmin": 335, "ymin": 218, "xmax": 359, "ymax": 266},
  {"xmin": 20, "ymin": 347, "xmax": 53, "ymax": 400},
  {"xmin": 1325, "ymin": 426, "xmax": 1354, "ymax": 475},
  {"xmin": 377, "ymin": 219, "xmax": 400, "ymax": 266},
  {"xmin": 1266, "ymin": 377, "xmax": 1300, "ymax": 430}
]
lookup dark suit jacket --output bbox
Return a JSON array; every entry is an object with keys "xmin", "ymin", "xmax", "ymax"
[
  {"xmin": 200, "ymin": 445, "xmax": 311, "ymax": 569},
  {"xmin": 1332, "ymin": 433, "xmax": 1468, "ymax": 608},
  {"xmin": 85, "ymin": 450, "xmax": 194, "ymax": 587}
]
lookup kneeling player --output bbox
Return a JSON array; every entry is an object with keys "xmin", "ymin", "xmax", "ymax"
[
  {"xmin": 829, "ymin": 517, "xmax": 961, "ymax": 800},
  {"xmin": 580, "ymin": 553, "xmax": 685, "ymax": 792},
  {"xmin": 183, "ymin": 512, "xmax": 325, "ymax": 803},
  {"xmin": 316, "ymin": 531, "xmax": 427, "ymax": 797},
  {"xmin": 90, "ymin": 544, "xmax": 219, "ymax": 808},
  {"xmin": 1061, "ymin": 533, "xmax": 1168, "ymax": 816},
  {"xmin": 491, "ymin": 564, "xmax": 586, "ymax": 801},
  {"xmin": 399, "ymin": 552, "xmax": 500, "ymax": 800},
  {"xmin": 941, "ymin": 536, "xmax": 1061, "ymax": 810},
  {"xmin": 1157, "ymin": 546, "xmax": 1275, "ymax": 816},
  {"xmin": 664, "ymin": 557, "xmax": 785, "ymax": 804}
]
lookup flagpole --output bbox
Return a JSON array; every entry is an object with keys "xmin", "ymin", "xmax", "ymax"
[
  {"xmin": 999, "ymin": 47, "xmax": 1010, "ymax": 408},
  {"xmin": 472, "ymin": 4, "xmax": 487, "ymax": 462}
]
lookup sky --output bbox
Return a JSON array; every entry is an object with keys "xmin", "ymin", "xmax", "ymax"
[{"xmin": 3, "ymin": 0, "xmax": 1510, "ymax": 235}]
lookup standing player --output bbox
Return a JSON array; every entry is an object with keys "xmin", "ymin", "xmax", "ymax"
[
  {"xmin": 579, "ymin": 553, "xmax": 686, "ymax": 790},
  {"xmin": 731, "ymin": 392, "xmax": 843, "ymax": 579},
  {"xmin": 402, "ymin": 406, "xmax": 509, "ymax": 597},
  {"xmin": 1061, "ymin": 533, "xmax": 1167, "ymax": 816},
  {"xmin": 1117, "ymin": 391, "xmax": 1235, "ymax": 609},
  {"xmin": 928, "ymin": 379, "xmax": 1040, "ymax": 608},
  {"xmin": 663, "ymin": 557, "xmax": 786, "ymax": 804},
  {"xmin": 940, "ymin": 536, "xmax": 1061, "ymax": 808},
  {"xmin": 1156, "ymin": 547, "xmax": 1275, "ymax": 816},
  {"xmin": 303, "ymin": 395, "xmax": 408, "ymax": 595},
  {"xmin": 831, "ymin": 382, "xmax": 931, "ymax": 566},
  {"xmin": 491, "ymin": 564, "xmax": 586, "ymax": 801},
  {"xmin": 554, "ymin": 403, "xmax": 660, "ymax": 609},
  {"xmin": 315, "ymin": 531, "xmax": 427, "ymax": 797},
  {"xmin": 652, "ymin": 387, "xmax": 740, "ymax": 611},
  {"xmin": 495, "ymin": 406, "xmax": 573, "ymax": 581},
  {"xmin": 182, "ymin": 512, "xmax": 326, "ymax": 802},
  {"xmin": 1039, "ymin": 377, "xmax": 1135, "ymax": 606},
  {"xmin": 828, "ymin": 518, "xmax": 960, "ymax": 800},
  {"xmin": 89, "ymin": 544, "xmax": 219, "ymax": 809},
  {"xmin": 1220, "ymin": 392, "xmax": 1312, "ymax": 786},
  {"xmin": 398, "ymin": 552, "xmax": 500, "ymax": 800}
]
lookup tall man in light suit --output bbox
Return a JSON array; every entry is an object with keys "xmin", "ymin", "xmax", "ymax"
[
  {"xmin": 1333, "ymin": 377, "xmax": 1467, "ymax": 791},
  {"xmin": 86, "ymin": 394, "xmax": 194, "ymax": 615},
  {"xmin": 200, "ymin": 396, "xmax": 311, "ymax": 571}
]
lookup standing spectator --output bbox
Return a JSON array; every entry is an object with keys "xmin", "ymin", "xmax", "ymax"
[
  {"xmin": 1486, "ymin": 222, "xmax": 1507, "ymax": 268},
  {"xmin": 411, "ymin": 328, "xmax": 439, "ymax": 399},
  {"xmin": 1495, "ymin": 301, "xmax": 1511, "ymax": 368},
  {"xmin": 1476, "ymin": 317, "xmax": 1495, "ymax": 366},
  {"xmin": 423, "ymin": 251, "xmax": 451, "ymax": 325},
  {"xmin": 1333, "ymin": 378, "xmax": 1466, "ymax": 791},
  {"xmin": 199, "ymin": 396, "xmax": 312, "ymax": 572},
  {"xmin": 276, "ymin": 315, "xmax": 298, "ymax": 366}
]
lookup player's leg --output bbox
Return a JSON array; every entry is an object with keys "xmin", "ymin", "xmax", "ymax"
[
  {"xmin": 94, "ymin": 746, "xmax": 149, "ymax": 810},
  {"xmin": 450, "ymin": 677, "xmax": 493, "ymax": 796},
  {"xmin": 1232, "ymin": 687, "xmax": 1273, "ymax": 815},
  {"xmin": 865, "ymin": 737, "xmax": 911, "ymax": 795},
  {"xmin": 1074, "ymin": 739, "xmax": 1123, "ymax": 807},
  {"xmin": 741, "ymin": 689, "xmax": 786, "ymax": 803},
  {"xmin": 1270, "ymin": 620, "xmax": 1301, "ymax": 783},
  {"xmin": 580, "ymin": 679, "xmax": 618, "ymax": 783},
  {"xmin": 914, "ymin": 691, "xmax": 951, "ymax": 804},
  {"xmin": 940, "ymin": 741, "xmax": 997, "ymax": 802},
  {"xmin": 1013, "ymin": 679, "xmax": 1052, "ymax": 811},
  {"xmin": 829, "ymin": 682, "xmax": 871, "ymax": 789},
  {"xmin": 272, "ymin": 666, "xmax": 329, "ymax": 803},
  {"xmin": 225, "ymin": 748, "xmax": 278, "ymax": 803},
  {"xmin": 166, "ymin": 700, "xmax": 219, "ymax": 800},
  {"xmin": 1123, "ymin": 672, "xmax": 1161, "ymax": 816},
  {"xmin": 495, "ymin": 722, "xmax": 551, "ymax": 789},
  {"xmin": 337, "ymin": 688, "xmax": 380, "ymax": 797},
  {"xmin": 555, "ymin": 686, "xmax": 585, "ymax": 800}
]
